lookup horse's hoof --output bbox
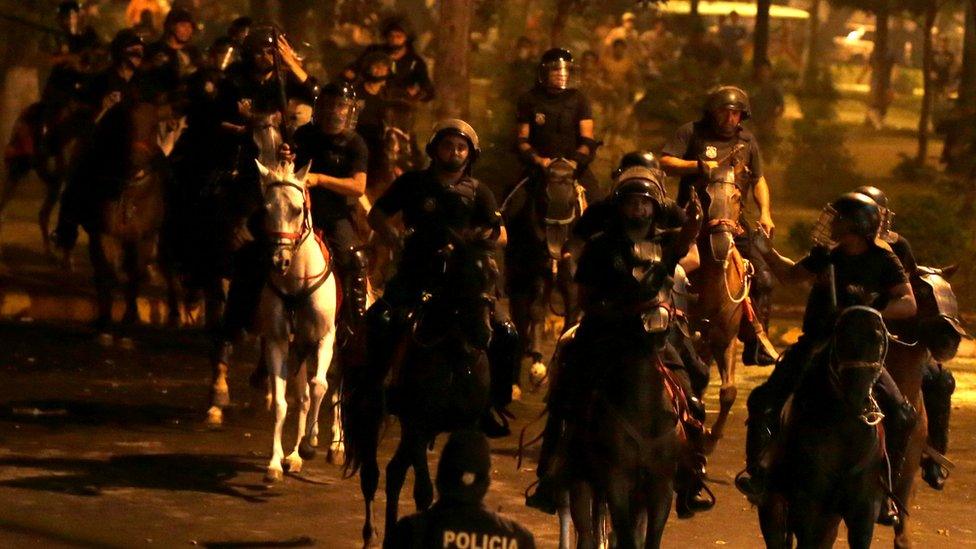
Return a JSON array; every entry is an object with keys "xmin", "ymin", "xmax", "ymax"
[
  {"xmin": 211, "ymin": 389, "xmax": 231, "ymax": 408},
  {"xmin": 511, "ymin": 384, "xmax": 523, "ymax": 402},
  {"xmin": 298, "ymin": 436, "xmax": 317, "ymax": 460},
  {"xmin": 117, "ymin": 337, "xmax": 135, "ymax": 351},
  {"xmin": 283, "ymin": 456, "xmax": 303, "ymax": 474},
  {"xmin": 327, "ymin": 447, "xmax": 346, "ymax": 466},
  {"xmin": 264, "ymin": 468, "xmax": 283, "ymax": 483},
  {"xmin": 363, "ymin": 526, "xmax": 381, "ymax": 548},
  {"xmin": 529, "ymin": 361, "xmax": 548, "ymax": 389},
  {"xmin": 205, "ymin": 406, "xmax": 223, "ymax": 427},
  {"xmin": 96, "ymin": 333, "xmax": 114, "ymax": 348}
]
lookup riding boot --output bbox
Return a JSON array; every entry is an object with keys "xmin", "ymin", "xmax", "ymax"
[
  {"xmin": 486, "ymin": 317, "xmax": 519, "ymax": 430},
  {"xmin": 875, "ymin": 382, "xmax": 918, "ymax": 527},
  {"xmin": 676, "ymin": 399, "xmax": 716, "ymax": 518},
  {"xmin": 740, "ymin": 298, "xmax": 778, "ymax": 366},
  {"xmin": 921, "ymin": 363, "xmax": 955, "ymax": 490},
  {"xmin": 736, "ymin": 385, "xmax": 777, "ymax": 504},
  {"xmin": 337, "ymin": 247, "xmax": 369, "ymax": 358}
]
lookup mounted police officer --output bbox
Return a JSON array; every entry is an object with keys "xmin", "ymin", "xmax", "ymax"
[
  {"xmin": 527, "ymin": 167, "xmax": 714, "ymax": 517},
  {"xmin": 737, "ymin": 192, "xmax": 918, "ymax": 523},
  {"xmin": 516, "ymin": 48, "xmax": 601, "ymax": 199},
  {"xmin": 52, "ymin": 29, "xmax": 148, "ymax": 256},
  {"xmin": 661, "ymin": 85, "xmax": 778, "ymax": 366},
  {"xmin": 355, "ymin": 16, "xmax": 434, "ymax": 104},
  {"xmin": 42, "ymin": 1, "xmax": 101, "ymax": 111},
  {"xmin": 855, "ymin": 185, "xmax": 957, "ymax": 491},
  {"xmin": 291, "ymin": 82, "xmax": 369, "ymax": 336},
  {"xmin": 367, "ymin": 119, "xmax": 518, "ymax": 427},
  {"xmin": 144, "ymin": 7, "xmax": 202, "ymax": 96}
]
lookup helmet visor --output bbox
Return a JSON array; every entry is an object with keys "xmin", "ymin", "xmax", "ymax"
[
  {"xmin": 541, "ymin": 59, "xmax": 573, "ymax": 89},
  {"xmin": 811, "ymin": 204, "xmax": 837, "ymax": 247},
  {"xmin": 317, "ymin": 97, "xmax": 359, "ymax": 133}
]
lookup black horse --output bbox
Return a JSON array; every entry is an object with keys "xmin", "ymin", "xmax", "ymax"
[
  {"xmin": 759, "ymin": 306, "xmax": 890, "ymax": 548},
  {"xmin": 502, "ymin": 158, "xmax": 584, "ymax": 389},
  {"xmin": 342, "ymin": 234, "xmax": 496, "ymax": 547}
]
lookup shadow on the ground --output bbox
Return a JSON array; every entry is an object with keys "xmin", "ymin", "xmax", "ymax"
[
  {"xmin": 0, "ymin": 399, "xmax": 198, "ymax": 428},
  {"xmin": 201, "ymin": 536, "xmax": 315, "ymax": 548},
  {"xmin": 0, "ymin": 453, "xmax": 273, "ymax": 502}
]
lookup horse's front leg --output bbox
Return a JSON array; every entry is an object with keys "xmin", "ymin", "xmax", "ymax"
[
  {"xmin": 568, "ymin": 483, "xmax": 596, "ymax": 549},
  {"xmin": 264, "ymin": 336, "xmax": 290, "ymax": 482},
  {"xmin": 706, "ymin": 327, "xmax": 739, "ymax": 453}
]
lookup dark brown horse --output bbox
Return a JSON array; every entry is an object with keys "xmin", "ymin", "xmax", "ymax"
[
  {"xmin": 885, "ymin": 266, "xmax": 966, "ymax": 549},
  {"xmin": 0, "ymin": 100, "xmax": 89, "ymax": 261},
  {"xmin": 564, "ymin": 297, "xmax": 681, "ymax": 548},
  {"xmin": 87, "ymin": 101, "xmax": 175, "ymax": 334},
  {"xmin": 687, "ymin": 165, "xmax": 750, "ymax": 450},
  {"xmin": 759, "ymin": 306, "xmax": 890, "ymax": 549},
  {"xmin": 343, "ymin": 235, "xmax": 496, "ymax": 547},
  {"xmin": 502, "ymin": 158, "xmax": 586, "ymax": 390}
]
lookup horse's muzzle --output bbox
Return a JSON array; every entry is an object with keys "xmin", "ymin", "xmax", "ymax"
[{"xmin": 272, "ymin": 247, "xmax": 293, "ymax": 275}]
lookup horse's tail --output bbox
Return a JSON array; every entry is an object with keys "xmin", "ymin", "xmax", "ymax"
[{"xmin": 340, "ymin": 334, "xmax": 392, "ymax": 478}]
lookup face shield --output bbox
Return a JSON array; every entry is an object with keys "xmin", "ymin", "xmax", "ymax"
[
  {"xmin": 317, "ymin": 96, "xmax": 359, "ymax": 134},
  {"xmin": 541, "ymin": 59, "xmax": 573, "ymax": 90},
  {"xmin": 811, "ymin": 204, "xmax": 838, "ymax": 247}
]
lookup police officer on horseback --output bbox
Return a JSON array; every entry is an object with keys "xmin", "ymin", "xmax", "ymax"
[
  {"xmin": 516, "ymin": 48, "xmax": 601, "ymax": 199},
  {"xmin": 855, "ymin": 186, "xmax": 957, "ymax": 491},
  {"xmin": 291, "ymin": 82, "xmax": 369, "ymax": 335},
  {"xmin": 737, "ymin": 192, "xmax": 918, "ymax": 523},
  {"xmin": 527, "ymin": 166, "xmax": 714, "ymax": 517},
  {"xmin": 661, "ymin": 85, "xmax": 779, "ymax": 367}
]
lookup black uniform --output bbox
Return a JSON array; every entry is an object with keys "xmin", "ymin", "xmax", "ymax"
[
  {"xmin": 354, "ymin": 82, "xmax": 393, "ymax": 181},
  {"xmin": 293, "ymin": 125, "xmax": 370, "ymax": 327},
  {"xmin": 389, "ymin": 501, "xmax": 535, "ymax": 549},
  {"xmin": 662, "ymin": 120, "xmax": 773, "ymax": 328},
  {"xmin": 42, "ymin": 27, "xmax": 101, "ymax": 107},
  {"xmin": 372, "ymin": 169, "xmax": 500, "ymax": 308},
  {"xmin": 358, "ymin": 44, "xmax": 435, "ymax": 102},
  {"xmin": 145, "ymin": 40, "xmax": 202, "ymax": 95},
  {"xmin": 515, "ymin": 85, "xmax": 600, "ymax": 198}
]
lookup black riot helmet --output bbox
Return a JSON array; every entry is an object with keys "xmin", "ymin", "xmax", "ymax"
[
  {"xmin": 813, "ymin": 192, "xmax": 882, "ymax": 245},
  {"xmin": 164, "ymin": 7, "xmax": 195, "ymax": 30},
  {"xmin": 538, "ymin": 48, "xmax": 574, "ymax": 90},
  {"xmin": 57, "ymin": 1, "xmax": 81, "ymax": 16},
  {"xmin": 243, "ymin": 25, "xmax": 275, "ymax": 55},
  {"xmin": 110, "ymin": 29, "xmax": 145, "ymax": 65},
  {"xmin": 613, "ymin": 167, "xmax": 664, "ymax": 206},
  {"xmin": 314, "ymin": 81, "xmax": 360, "ymax": 134},
  {"xmin": 854, "ymin": 185, "xmax": 895, "ymax": 242},
  {"xmin": 613, "ymin": 150, "xmax": 661, "ymax": 180},
  {"xmin": 704, "ymin": 85, "xmax": 751, "ymax": 121},
  {"xmin": 426, "ymin": 118, "xmax": 481, "ymax": 171}
]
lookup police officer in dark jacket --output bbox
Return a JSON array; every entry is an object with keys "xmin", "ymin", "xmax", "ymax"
[
  {"xmin": 737, "ymin": 193, "xmax": 918, "ymax": 521},
  {"xmin": 388, "ymin": 430, "xmax": 535, "ymax": 549},
  {"xmin": 516, "ymin": 48, "xmax": 601, "ymax": 199},
  {"xmin": 661, "ymin": 86, "xmax": 778, "ymax": 366},
  {"xmin": 144, "ymin": 7, "xmax": 202, "ymax": 96},
  {"xmin": 291, "ymin": 82, "xmax": 370, "ymax": 332},
  {"xmin": 356, "ymin": 17, "xmax": 434, "ymax": 103},
  {"xmin": 42, "ymin": 1, "xmax": 101, "ymax": 110}
]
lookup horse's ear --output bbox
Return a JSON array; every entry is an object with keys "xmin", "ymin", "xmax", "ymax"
[
  {"xmin": 294, "ymin": 161, "xmax": 312, "ymax": 184},
  {"xmin": 942, "ymin": 264, "xmax": 959, "ymax": 279},
  {"xmin": 255, "ymin": 159, "xmax": 272, "ymax": 180}
]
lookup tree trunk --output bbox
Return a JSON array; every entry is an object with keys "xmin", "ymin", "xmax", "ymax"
[
  {"xmin": 960, "ymin": 0, "xmax": 976, "ymax": 111},
  {"xmin": 801, "ymin": 0, "xmax": 822, "ymax": 90},
  {"xmin": 753, "ymin": 0, "xmax": 772, "ymax": 70},
  {"xmin": 868, "ymin": 6, "xmax": 892, "ymax": 127},
  {"xmin": 551, "ymin": 0, "xmax": 575, "ymax": 45},
  {"xmin": 691, "ymin": 0, "xmax": 701, "ymax": 19},
  {"xmin": 434, "ymin": 0, "xmax": 473, "ymax": 119},
  {"xmin": 916, "ymin": 3, "xmax": 938, "ymax": 164}
]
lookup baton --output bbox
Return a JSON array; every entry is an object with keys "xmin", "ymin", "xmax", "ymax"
[
  {"xmin": 271, "ymin": 26, "xmax": 291, "ymax": 141},
  {"xmin": 828, "ymin": 264, "xmax": 838, "ymax": 311}
]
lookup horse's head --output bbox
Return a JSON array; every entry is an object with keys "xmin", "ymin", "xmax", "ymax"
[
  {"xmin": 415, "ymin": 233, "xmax": 496, "ymax": 350},
  {"xmin": 913, "ymin": 266, "xmax": 969, "ymax": 361},
  {"xmin": 252, "ymin": 113, "xmax": 284, "ymax": 169},
  {"xmin": 830, "ymin": 306, "xmax": 888, "ymax": 414},
  {"xmin": 256, "ymin": 159, "xmax": 312, "ymax": 275},
  {"xmin": 703, "ymin": 165, "xmax": 742, "ymax": 261},
  {"xmin": 535, "ymin": 158, "xmax": 579, "ymax": 258}
]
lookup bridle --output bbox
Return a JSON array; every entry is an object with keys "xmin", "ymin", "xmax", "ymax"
[
  {"xmin": 263, "ymin": 177, "xmax": 332, "ymax": 304},
  {"xmin": 827, "ymin": 305, "xmax": 889, "ymax": 426}
]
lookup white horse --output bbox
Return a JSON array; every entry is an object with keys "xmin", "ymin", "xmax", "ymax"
[{"xmin": 254, "ymin": 158, "xmax": 343, "ymax": 482}]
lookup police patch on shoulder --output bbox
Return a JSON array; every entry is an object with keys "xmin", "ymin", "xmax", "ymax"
[
  {"xmin": 705, "ymin": 146, "xmax": 718, "ymax": 159},
  {"xmin": 534, "ymin": 112, "xmax": 546, "ymax": 125},
  {"xmin": 423, "ymin": 197, "xmax": 437, "ymax": 212}
]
